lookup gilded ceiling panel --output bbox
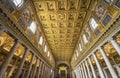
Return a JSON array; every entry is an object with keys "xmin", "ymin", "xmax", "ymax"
[{"xmin": 33, "ymin": 0, "xmax": 91, "ymax": 61}]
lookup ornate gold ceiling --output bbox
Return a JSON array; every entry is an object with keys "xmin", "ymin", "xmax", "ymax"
[{"xmin": 33, "ymin": 0, "xmax": 91, "ymax": 61}]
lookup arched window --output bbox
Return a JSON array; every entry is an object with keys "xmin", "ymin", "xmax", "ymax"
[
  {"xmin": 79, "ymin": 43, "xmax": 82, "ymax": 51},
  {"xmin": 30, "ymin": 21, "xmax": 37, "ymax": 34},
  {"xmin": 44, "ymin": 45, "xmax": 47, "ymax": 52},
  {"xmin": 39, "ymin": 36, "xmax": 43, "ymax": 45},
  {"xmin": 13, "ymin": 0, "xmax": 23, "ymax": 7},
  {"xmin": 74, "ymin": 54, "xmax": 77, "ymax": 60},
  {"xmin": 83, "ymin": 34, "xmax": 88, "ymax": 44},
  {"xmin": 47, "ymin": 51, "xmax": 50, "ymax": 57},
  {"xmin": 90, "ymin": 18, "xmax": 98, "ymax": 29},
  {"xmin": 76, "ymin": 50, "xmax": 79, "ymax": 57}
]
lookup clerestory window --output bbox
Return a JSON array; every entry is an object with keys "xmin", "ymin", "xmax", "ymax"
[
  {"xmin": 39, "ymin": 36, "xmax": 43, "ymax": 45},
  {"xmin": 79, "ymin": 43, "xmax": 82, "ymax": 51},
  {"xmin": 13, "ymin": 0, "xmax": 23, "ymax": 7},
  {"xmin": 90, "ymin": 18, "xmax": 98, "ymax": 29},
  {"xmin": 83, "ymin": 34, "xmax": 88, "ymax": 44},
  {"xmin": 30, "ymin": 21, "xmax": 37, "ymax": 34},
  {"xmin": 76, "ymin": 50, "xmax": 79, "ymax": 57},
  {"xmin": 44, "ymin": 45, "xmax": 47, "ymax": 52}
]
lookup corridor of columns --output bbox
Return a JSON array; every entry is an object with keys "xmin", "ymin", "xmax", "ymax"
[{"xmin": 0, "ymin": 0, "xmax": 120, "ymax": 78}]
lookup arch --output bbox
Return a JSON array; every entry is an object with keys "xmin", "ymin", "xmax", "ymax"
[{"xmin": 56, "ymin": 61, "xmax": 70, "ymax": 69}]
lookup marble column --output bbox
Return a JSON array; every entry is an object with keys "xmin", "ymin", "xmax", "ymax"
[
  {"xmin": 82, "ymin": 62, "xmax": 88, "ymax": 78},
  {"xmin": 78, "ymin": 66, "xmax": 82, "ymax": 78},
  {"xmin": 85, "ymin": 60, "xmax": 92, "ymax": 78},
  {"xmin": 32, "ymin": 58, "xmax": 39, "ymax": 78},
  {"xmin": 45, "ymin": 68, "xmax": 48, "ymax": 78},
  {"xmin": 65, "ymin": 70, "xmax": 67, "ymax": 78},
  {"xmin": 75, "ymin": 70, "xmax": 78, "ymax": 78},
  {"xmin": 76, "ymin": 68, "xmax": 79, "ymax": 78},
  {"xmin": 79, "ymin": 66, "xmax": 82, "ymax": 78},
  {"xmin": 103, "ymin": 69, "xmax": 109, "ymax": 78},
  {"xmin": 99, "ymin": 47, "xmax": 118, "ymax": 78},
  {"xmin": 78, "ymin": 67, "xmax": 82, "ymax": 78},
  {"xmin": 21, "ymin": 70, "xmax": 25, "ymax": 78},
  {"xmin": 111, "ymin": 57, "xmax": 120, "ymax": 76},
  {"xmin": 52, "ymin": 70, "xmax": 54, "ymax": 78},
  {"xmin": 37, "ymin": 61, "xmax": 42, "ymax": 78},
  {"xmin": 110, "ymin": 38, "xmax": 120, "ymax": 55},
  {"xmin": 41, "ymin": 64, "xmax": 45, "ymax": 78},
  {"xmin": 77, "ymin": 70, "xmax": 79, "ymax": 78},
  {"xmin": 80, "ymin": 64, "xmax": 85, "ymax": 78},
  {"xmin": 25, "ymin": 54, "xmax": 35, "ymax": 78},
  {"xmin": 74, "ymin": 71, "xmax": 77, "ymax": 78},
  {"xmin": 7, "ymin": 59, "xmax": 18, "ymax": 78},
  {"xmin": 0, "ymin": 40, "xmax": 19, "ymax": 78},
  {"xmin": 39, "ymin": 62, "xmax": 43, "ymax": 78},
  {"xmin": 88, "ymin": 57, "xmax": 97, "ymax": 78},
  {"xmin": 45, "ymin": 67, "xmax": 47, "ymax": 78},
  {"xmin": 93, "ymin": 52, "xmax": 105, "ymax": 78},
  {"xmin": 42, "ymin": 65, "xmax": 46, "ymax": 78},
  {"xmin": 14, "ymin": 48, "xmax": 29, "ymax": 78}
]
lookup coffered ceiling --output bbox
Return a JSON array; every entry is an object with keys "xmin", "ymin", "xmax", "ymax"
[{"xmin": 33, "ymin": 0, "xmax": 91, "ymax": 61}]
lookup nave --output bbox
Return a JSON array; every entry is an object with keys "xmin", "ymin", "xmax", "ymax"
[{"xmin": 0, "ymin": 0, "xmax": 120, "ymax": 78}]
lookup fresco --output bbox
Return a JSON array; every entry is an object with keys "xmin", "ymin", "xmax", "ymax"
[
  {"xmin": 102, "ymin": 14, "xmax": 112, "ymax": 26},
  {"xmin": 95, "ymin": 4, "xmax": 105, "ymax": 20},
  {"xmin": 0, "ymin": 0, "xmax": 14, "ymax": 13},
  {"xmin": 22, "ymin": 9, "xmax": 31, "ymax": 25},
  {"xmin": 115, "ymin": 0, "xmax": 120, "ymax": 8}
]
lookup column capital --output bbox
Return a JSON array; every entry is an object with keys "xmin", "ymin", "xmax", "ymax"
[
  {"xmin": 110, "ymin": 37, "xmax": 120, "ymax": 55},
  {"xmin": 92, "ymin": 50, "xmax": 99, "ymax": 55},
  {"xmin": 25, "ymin": 47, "xmax": 30, "ymax": 51},
  {"xmin": 93, "ymin": 50, "xmax": 106, "ymax": 78},
  {"xmin": 14, "ymin": 39, "xmax": 20, "ymax": 44},
  {"xmin": 108, "ymin": 37, "xmax": 116, "ymax": 42},
  {"xmin": 92, "ymin": 52, "xmax": 95, "ymax": 55},
  {"xmin": 84, "ymin": 60, "xmax": 87, "ymax": 64},
  {"xmin": 98, "ymin": 46, "xmax": 104, "ymax": 51}
]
